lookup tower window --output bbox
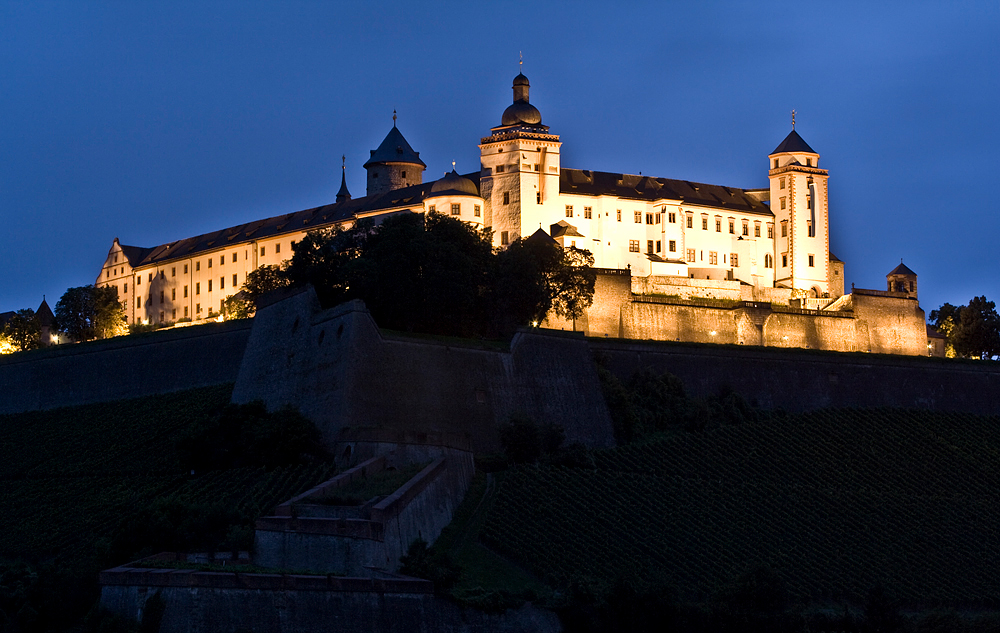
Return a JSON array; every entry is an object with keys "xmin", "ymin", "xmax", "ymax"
[
  {"xmin": 474, "ymin": 204, "xmax": 481, "ymax": 217},
  {"xmin": 807, "ymin": 158, "xmax": 813, "ymax": 166},
  {"xmin": 401, "ymin": 171, "xmax": 406, "ymax": 178},
  {"xmin": 808, "ymin": 254, "xmax": 815, "ymax": 267},
  {"xmin": 503, "ymin": 192, "xmax": 509, "ymax": 205},
  {"xmin": 781, "ymin": 221, "xmax": 788, "ymax": 237},
  {"xmin": 669, "ymin": 240, "xmax": 676, "ymax": 252},
  {"xmin": 451, "ymin": 203, "xmax": 461, "ymax": 216},
  {"xmin": 668, "ymin": 212, "xmax": 676, "ymax": 223},
  {"xmin": 774, "ymin": 159, "xmax": 779, "ymax": 169},
  {"xmin": 496, "ymin": 165, "xmax": 505, "ymax": 173},
  {"xmin": 686, "ymin": 215, "xmax": 693, "ymax": 228},
  {"xmin": 782, "ymin": 254, "xmax": 788, "ymax": 267},
  {"xmin": 780, "ymin": 177, "xmax": 785, "ymax": 189},
  {"xmin": 536, "ymin": 192, "xmax": 541, "ymax": 204}
]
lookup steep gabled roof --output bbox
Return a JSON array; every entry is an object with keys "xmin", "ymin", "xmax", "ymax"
[
  {"xmin": 560, "ymin": 169, "xmax": 773, "ymax": 215},
  {"xmin": 771, "ymin": 130, "xmax": 816, "ymax": 155},
  {"xmin": 550, "ymin": 220, "xmax": 584, "ymax": 239},
  {"xmin": 888, "ymin": 262, "xmax": 917, "ymax": 276},
  {"xmin": 35, "ymin": 299, "xmax": 54, "ymax": 326},
  {"xmin": 363, "ymin": 126, "xmax": 426, "ymax": 168}
]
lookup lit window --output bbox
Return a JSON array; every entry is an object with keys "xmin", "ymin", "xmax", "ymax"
[
  {"xmin": 634, "ymin": 211, "xmax": 642, "ymax": 223},
  {"xmin": 668, "ymin": 240, "xmax": 676, "ymax": 252},
  {"xmin": 566, "ymin": 205, "xmax": 574, "ymax": 218},
  {"xmin": 474, "ymin": 204, "xmax": 481, "ymax": 217},
  {"xmin": 629, "ymin": 240, "xmax": 640, "ymax": 252},
  {"xmin": 452, "ymin": 203, "xmax": 461, "ymax": 216},
  {"xmin": 686, "ymin": 248, "xmax": 695, "ymax": 262},
  {"xmin": 584, "ymin": 206, "xmax": 592, "ymax": 219},
  {"xmin": 709, "ymin": 251, "xmax": 718, "ymax": 265},
  {"xmin": 428, "ymin": 205, "xmax": 435, "ymax": 213},
  {"xmin": 731, "ymin": 253, "xmax": 739, "ymax": 267}
]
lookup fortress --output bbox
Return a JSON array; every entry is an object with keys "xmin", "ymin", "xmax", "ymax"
[{"xmin": 95, "ymin": 72, "xmax": 936, "ymax": 356}]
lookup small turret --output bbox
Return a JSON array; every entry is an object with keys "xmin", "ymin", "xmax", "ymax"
[
  {"xmin": 363, "ymin": 112, "xmax": 426, "ymax": 197},
  {"xmin": 336, "ymin": 155, "xmax": 351, "ymax": 204},
  {"xmin": 887, "ymin": 261, "xmax": 918, "ymax": 298}
]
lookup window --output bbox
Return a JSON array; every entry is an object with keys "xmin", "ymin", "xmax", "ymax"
[
  {"xmin": 114, "ymin": 255, "xmax": 118, "ymax": 263},
  {"xmin": 533, "ymin": 164, "xmax": 539, "ymax": 171},
  {"xmin": 260, "ymin": 247, "xmax": 265, "ymax": 256},
  {"xmin": 655, "ymin": 213, "xmax": 661, "ymax": 224},
  {"xmin": 715, "ymin": 219, "xmax": 722, "ymax": 232},
  {"xmin": 496, "ymin": 165, "xmax": 504, "ymax": 173},
  {"xmin": 731, "ymin": 253, "xmax": 739, "ymax": 267},
  {"xmin": 137, "ymin": 276, "xmax": 141, "ymax": 286},
  {"xmin": 584, "ymin": 206, "xmax": 592, "ymax": 219},
  {"xmin": 629, "ymin": 240, "xmax": 640, "ymax": 252},
  {"xmin": 647, "ymin": 240, "xmax": 654, "ymax": 253},
  {"xmin": 808, "ymin": 221, "xmax": 815, "ymax": 237},
  {"xmin": 742, "ymin": 222, "xmax": 749, "ymax": 236},
  {"xmin": 428, "ymin": 204, "xmax": 436, "ymax": 213},
  {"xmin": 451, "ymin": 203, "xmax": 461, "ymax": 216},
  {"xmin": 221, "ymin": 254, "xmax": 226, "ymax": 264},
  {"xmin": 196, "ymin": 261, "xmax": 201, "ymax": 271},
  {"xmin": 709, "ymin": 251, "xmax": 718, "ymax": 265},
  {"xmin": 566, "ymin": 205, "xmax": 574, "ymax": 218},
  {"xmin": 184, "ymin": 264, "xmax": 188, "ymax": 274},
  {"xmin": 401, "ymin": 170, "xmax": 406, "ymax": 179},
  {"xmin": 159, "ymin": 291, "xmax": 164, "ymax": 304},
  {"xmin": 274, "ymin": 244, "xmax": 279, "ymax": 255},
  {"xmin": 172, "ymin": 309, "xmax": 176, "ymax": 319},
  {"xmin": 208, "ymin": 280, "xmax": 212, "ymax": 292},
  {"xmin": 729, "ymin": 220, "xmax": 735, "ymax": 234},
  {"xmin": 184, "ymin": 285, "xmax": 188, "ymax": 298},
  {"xmin": 634, "ymin": 211, "xmax": 642, "ymax": 223},
  {"xmin": 617, "ymin": 209, "xmax": 622, "ymax": 222},
  {"xmin": 773, "ymin": 159, "xmax": 779, "ymax": 169},
  {"xmin": 184, "ymin": 306, "xmax": 189, "ymax": 317},
  {"xmin": 159, "ymin": 271, "xmax": 164, "ymax": 279},
  {"xmin": 232, "ymin": 253, "xmax": 237, "ymax": 263},
  {"xmin": 196, "ymin": 303, "xmax": 201, "ymax": 313},
  {"xmin": 780, "ymin": 197, "xmax": 786, "ymax": 210},
  {"xmin": 196, "ymin": 282, "xmax": 200, "ymax": 295},
  {"xmin": 755, "ymin": 224, "xmax": 761, "ymax": 238},
  {"xmin": 159, "ymin": 312, "xmax": 164, "ymax": 323},
  {"xmin": 686, "ymin": 215, "xmax": 693, "ymax": 228},
  {"xmin": 781, "ymin": 221, "xmax": 788, "ymax": 237},
  {"xmin": 686, "ymin": 248, "xmax": 696, "ymax": 262},
  {"xmin": 232, "ymin": 274, "xmax": 237, "ymax": 287},
  {"xmin": 780, "ymin": 177, "xmax": 785, "ymax": 190},
  {"xmin": 765, "ymin": 254, "xmax": 773, "ymax": 268},
  {"xmin": 501, "ymin": 231, "xmax": 509, "ymax": 245},
  {"xmin": 474, "ymin": 204, "xmax": 481, "ymax": 217},
  {"xmin": 123, "ymin": 283, "xmax": 127, "ymax": 293},
  {"xmin": 171, "ymin": 289, "xmax": 176, "ymax": 300},
  {"xmin": 503, "ymin": 192, "xmax": 509, "ymax": 205},
  {"xmin": 208, "ymin": 258, "xmax": 213, "ymax": 268},
  {"xmin": 668, "ymin": 212, "xmax": 676, "ymax": 223},
  {"xmin": 656, "ymin": 240, "xmax": 661, "ymax": 253},
  {"xmin": 372, "ymin": 172, "xmax": 378, "ymax": 179},
  {"xmin": 536, "ymin": 192, "xmax": 541, "ymax": 204},
  {"xmin": 669, "ymin": 240, "xmax": 676, "ymax": 252},
  {"xmin": 806, "ymin": 158, "xmax": 812, "ymax": 167},
  {"xmin": 136, "ymin": 297, "xmax": 141, "ymax": 308},
  {"xmin": 808, "ymin": 254, "xmax": 815, "ymax": 267},
  {"xmin": 171, "ymin": 267, "xmax": 176, "ymax": 277},
  {"xmin": 782, "ymin": 253, "xmax": 788, "ymax": 267},
  {"xmin": 767, "ymin": 224, "xmax": 774, "ymax": 239},
  {"xmin": 646, "ymin": 213, "xmax": 653, "ymax": 225}
]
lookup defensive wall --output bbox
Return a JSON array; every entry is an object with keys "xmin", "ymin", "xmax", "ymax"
[
  {"xmin": 254, "ymin": 447, "xmax": 474, "ymax": 575},
  {"xmin": 0, "ymin": 320, "xmax": 251, "ymax": 415},
  {"xmin": 2, "ymin": 285, "xmax": 997, "ymax": 429},
  {"xmin": 99, "ymin": 557, "xmax": 558, "ymax": 633}
]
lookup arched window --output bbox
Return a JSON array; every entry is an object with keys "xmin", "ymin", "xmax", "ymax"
[{"xmin": 764, "ymin": 254, "xmax": 773, "ymax": 268}]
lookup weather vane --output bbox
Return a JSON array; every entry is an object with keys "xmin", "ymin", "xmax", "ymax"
[
  {"xmin": 392, "ymin": 109, "xmax": 397, "ymax": 126},
  {"xmin": 519, "ymin": 51, "xmax": 523, "ymax": 69},
  {"xmin": 452, "ymin": 160, "xmax": 456, "ymax": 170},
  {"xmin": 341, "ymin": 155, "xmax": 346, "ymax": 171},
  {"xmin": 791, "ymin": 109, "xmax": 796, "ymax": 130}
]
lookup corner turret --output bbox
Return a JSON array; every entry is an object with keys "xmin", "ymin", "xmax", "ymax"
[{"xmin": 363, "ymin": 112, "xmax": 426, "ymax": 197}]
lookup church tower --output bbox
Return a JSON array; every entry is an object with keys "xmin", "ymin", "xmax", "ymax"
[
  {"xmin": 479, "ymin": 73, "xmax": 561, "ymax": 247},
  {"xmin": 363, "ymin": 115, "xmax": 426, "ymax": 197},
  {"xmin": 768, "ymin": 125, "xmax": 831, "ymax": 297}
]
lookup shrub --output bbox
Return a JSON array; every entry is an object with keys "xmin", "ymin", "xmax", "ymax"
[{"xmin": 399, "ymin": 538, "xmax": 461, "ymax": 595}]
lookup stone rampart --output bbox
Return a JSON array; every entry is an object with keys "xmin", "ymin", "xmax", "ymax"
[
  {"xmin": 0, "ymin": 320, "xmax": 251, "ymax": 415},
  {"xmin": 99, "ymin": 562, "xmax": 558, "ymax": 633},
  {"xmin": 591, "ymin": 338, "xmax": 1000, "ymax": 414}
]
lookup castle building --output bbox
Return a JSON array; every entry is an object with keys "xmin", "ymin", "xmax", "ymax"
[{"xmin": 95, "ymin": 72, "xmax": 932, "ymax": 355}]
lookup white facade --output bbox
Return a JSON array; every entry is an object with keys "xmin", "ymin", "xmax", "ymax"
[{"xmin": 97, "ymin": 72, "xmax": 838, "ymax": 325}]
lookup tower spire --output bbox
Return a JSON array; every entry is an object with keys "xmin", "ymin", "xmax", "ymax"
[
  {"xmin": 336, "ymin": 154, "xmax": 351, "ymax": 203},
  {"xmin": 791, "ymin": 109, "xmax": 796, "ymax": 130}
]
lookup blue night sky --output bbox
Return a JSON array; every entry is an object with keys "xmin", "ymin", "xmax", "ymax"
[{"xmin": 2, "ymin": 1, "xmax": 997, "ymax": 317}]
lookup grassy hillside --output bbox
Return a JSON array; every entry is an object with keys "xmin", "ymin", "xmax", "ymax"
[
  {"xmin": 0, "ymin": 385, "xmax": 337, "ymax": 630},
  {"xmin": 481, "ymin": 407, "xmax": 1000, "ymax": 607}
]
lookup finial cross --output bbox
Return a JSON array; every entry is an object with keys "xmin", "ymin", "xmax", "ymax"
[
  {"xmin": 791, "ymin": 109, "xmax": 796, "ymax": 130},
  {"xmin": 341, "ymin": 155, "xmax": 346, "ymax": 170},
  {"xmin": 519, "ymin": 51, "xmax": 523, "ymax": 70},
  {"xmin": 452, "ymin": 160, "xmax": 456, "ymax": 170},
  {"xmin": 392, "ymin": 109, "xmax": 397, "ymax": 126}
]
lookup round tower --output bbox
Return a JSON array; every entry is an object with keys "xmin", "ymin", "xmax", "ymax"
[{"xmin": 363, "ymin": 113, "xmax": 426, "ymax": 197}]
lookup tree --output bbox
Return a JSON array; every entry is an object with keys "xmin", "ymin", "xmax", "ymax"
[
  {"xmin": 242, "ymin": 264, "xmax": 291, "ymax": 306},
  {"xmin": 931, "ymin": 297, "xmax": 1000, "ymax": 360},
  {"xmin": 1, "ymin": 309, "xmax": 40, "ymax": 351},
  {"xmin": 55, "ymin": 285, "xmax": 127, "ymax": 342}
]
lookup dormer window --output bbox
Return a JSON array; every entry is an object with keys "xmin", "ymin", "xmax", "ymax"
[{"xmin": 806, "ymin": 158, "xmax": 813, "ymax": 167}]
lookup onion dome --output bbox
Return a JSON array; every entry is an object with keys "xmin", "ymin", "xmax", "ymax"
[
  {"xmin": 501, "ymin": 73, "xmax": 542, "ymax": 126},
  {"xmin": 429, "ymin": 170, "xmax": 479, "ymax": 197}
]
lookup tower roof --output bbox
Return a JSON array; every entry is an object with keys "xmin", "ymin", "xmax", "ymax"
[
  {"xmin": 35, "ymin": 298, "xmax": 54, "ymax": 326},
  {"xmin": 501, "ymin": 72, "xmax": 542, "ymax": 126},
  {"xmin": 771, "ymin": 129, "xmax": 816, "ymax": 155},
  {"xmin": 363, "ymin": 125, "xmax": 426, "ymax": 168},
  {"xmin": 429, "ymin": 169, "xmax": 479, "ymax": 197},
  {"xmin": 336, "ymin": 164, "xmax": 351, "ymax": 203},
  {"xmin": 888, "ymin": 261, "xmax": 917, "ymax": 276}
]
